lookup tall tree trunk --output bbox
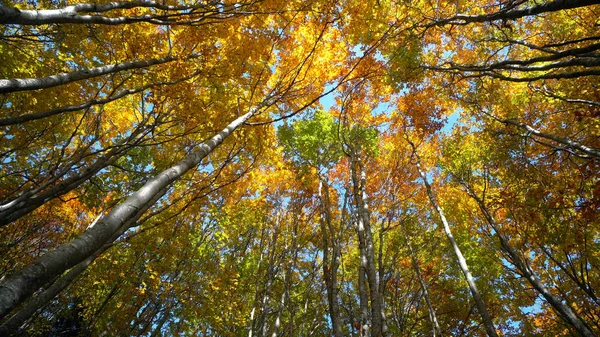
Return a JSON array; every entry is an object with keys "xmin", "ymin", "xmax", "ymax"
[
  {"xmin": 318, "ymin": 178, "xmax": 344, "ymax": 337},
  {"xmin": 411, "ymin": 153, "xmax": 499, "ymax": 337},
  {"xmin": 0, "ymin": 55, "xmax": 187, "ymax": 94},
  {"xmin": 378, "ymin": 221, "xmax": 389, "ymax": 337},
  {"xmin": 259, "ymin": 218, "xmax": 281, "ymax": 337},
  {"xmin": 248, "ymin": 222, "xmax": 268, "ymax": 337},
  {"xmin": 404, "ymin": 231, "xmax": 442, "ymax": 337},
  {"xmin": 0, "ymin": 1, "xmax": 233, "ymax": 25},
  {"xmin": 0, "ymin": 108, "xmax": 257, "ymax": 319},
  {"xmin": 350, "ymin": 156, "xmax": 383, "ymax": 337},
  {"xmin": 0, "ymin": 181, "xmax": 168, "ymax": 334},
  {"xmin": 461, "ymin": 182, "xmax": 597, "ymax": 337},
  {"xmin": 351, "ymin": 160, "xmax": 370, "ymax": 336}
]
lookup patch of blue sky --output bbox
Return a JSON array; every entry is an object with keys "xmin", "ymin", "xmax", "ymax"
[
  {"xmin": 441, "ymin": 108, "xmax": 461, "ymax": 135},
  {"xmin": 521, "ymin": 297, "xmax": 544, "ymax": 316}
]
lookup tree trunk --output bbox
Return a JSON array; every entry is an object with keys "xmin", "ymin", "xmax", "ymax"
[
  {"xmin": 350, "ymin": 156, "xmax": 383, "ymax": 337},
  {"xmin": 462, "ymin": 182, "xmax": 597, "ymax": 337},
  {"xmin": 0, "ymin": 55, "xmax": 183, "ymax": 93},
  {"xmin": 412, "ymin": 156, "xmax": 499, "ymax": 337},
  {"xmin": 318, "ymin": 178, "xmax": 344, "ymax": 337},
  {"xmin": 404, "ymin": 231, "xmax": 442, "ymax": 337},
  {"xmin": 0, "ymin": 108, "xmax": 257, "ymax": 319},
  {"xmin": 0, "ymin": 1, "xmax": 228, "ymax": 25},
  {"xmin": 0, "ymin": 181, "xmax": 169, "ymax": 333},
  {"xmin": 378, "ymin": 221, "xmax": 389, "ymax": 337}
]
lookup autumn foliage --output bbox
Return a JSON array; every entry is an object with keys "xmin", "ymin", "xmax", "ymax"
[{"xmin": 1, "ymin": 0, "xmax": 599, "ymax": 336}]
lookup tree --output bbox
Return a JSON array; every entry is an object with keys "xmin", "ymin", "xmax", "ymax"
[
  {"xmin": 1, "ymin": 0, "xmax": 599, "ymax": 335},
  {"xmin": 278, "ymin": 109, "xmax": 345, "ymax": 337}
]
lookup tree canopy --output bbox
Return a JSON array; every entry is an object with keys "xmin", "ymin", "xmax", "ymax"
[{"xmin": 1, "ymin": 0, "xmax": 599, "ymax": 336}]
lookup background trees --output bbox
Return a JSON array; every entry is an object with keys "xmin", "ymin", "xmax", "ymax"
[{"xmin": 1, "ymin": 0, "xmax": 599, "ymax": 336}]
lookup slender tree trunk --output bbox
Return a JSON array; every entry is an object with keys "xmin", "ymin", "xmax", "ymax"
[
  {"xmin": 462, "ymin": 183, "xmax": 597, "ymax": 337},
  {"xmin": 271, "ymin": 263, "xmax": 287, "ymax": 337},
  {"xmin": 378, "ymin": 221, "xmax": 389, "ymax": 337},
  {"xmin": 259, "ymin": 219, "xmax": 281, "ymax": 337},
  {"xmin": 351, "ymin": 159, "xmax": 370, "ymax": 337},
  {"xmin": 358, "ymin": 255, "xmax": 369, "ymax": 337},
  {"xmin": 485, "ymin": 112, "xmax": 600, "ymax": 158},
  {"xmin": 411, "ymin": 155, "xmax": 499, "ymax": 337},
  {"xmin": 0, "ymin": 55, "xmax": 188, "ymax": 94},
  {"xmin": 248, "ymin": 223, "xmax": 267, "ymax": 337},
  {"xmin": 318, "ymin": 178, "xmax": 344, "ymax": 337},
  {"xmin": 351, "ymin": 157, "xmax": 383, "ymax": 337},
  {"xmin": 0, "ymin": 182, "xmax": 168, "ymax": 334},
  {"xmin": 0, "ymin": 71, "xmax": 200, "ymax": 126},
  {"xmin": 0, "ymin": 123, "xmax": 150, "ymax": 226},
  {"xmin": 404, "ymin": 232, "xmax": 442, "ymax": 337},
  {"xmin": 0, "ymin": 108, "xmax": 257, "ymax": 319}
]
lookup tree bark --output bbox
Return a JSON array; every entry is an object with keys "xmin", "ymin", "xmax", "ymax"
[
  {"xmin": 0, "ymin": 108, "xmax": 257, "ymax": 319},
  {"xmin": 0, "ymin": 1, "xmax": 227, "ymax": 25},
  {"xmin": 0, "ymin": 180, "xmax": 169, "ymax": 334},
  {"xmin": 408, "ymin": 141, "xmax": 499, "ymax": 337},
  {"xmin": 404, "ymin": 232, "xmax": 442, "ymax": 337},
  {"xmin": 350, "ymin": 156, "xmax": 384, "ymax": 337},
  {"xmin": 461, "ymin": 182, "xmax": 597, "ymax": 337},
  {"xmin": 0, "ymin": 55, "xmax": 182, "ymax": 94},
  {"xmin": 318, "ymin": 178, "xmax": 344, "ymax": 337},
  {"xmin": 429, "ymin": 0, "xmax": 598, "ymax": 26}
]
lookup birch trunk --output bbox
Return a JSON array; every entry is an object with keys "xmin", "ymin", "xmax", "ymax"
[
  {"xmin": 0, "ymin": 55, "xmax": 180, "ymax": 93},
  {"xmin": 462, "ymin": 183, "xmax": 597, "ymax": 337},
  {"xmin": 0, "ymin": 109, "xmax": 256, "ymax": 319},
  {"xmin": 412, "ymin": 157, "xmax": 499, "ymax": 337},
  {"xmin": 0, "ymin": 1, "xmax": 224, "ymax": 25},
  {"xmin": 405, "ymin": 233, "xmax": 442, "ymax": 337},
  {"xmin": 351, "ymin": 157, "xmax": 383, "ymax": 337},
  {"xmin": 318, "ymin": 178, "xmax": 344, "ymax": 337},
  {"xmin": 378, "ymin": 221, "xmax": 389, "ymax": 337}
]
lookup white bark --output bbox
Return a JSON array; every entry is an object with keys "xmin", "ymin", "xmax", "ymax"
[
  {"xmin": 410, "ymin": 150, "xmax": 499, "ymax": 337},
  {"xmin": 0, "ymin": 55, "xmax": 178, "ymax": 93},
  {"xmin": 486, "ymin": 113, "xmax": 600, "ymax": 159},
  {"xmin": 0, "ymin": 108, "xmax": 256, "ymax": 319},
  {"xmin": 350, "ymin": 156, "xmax": 383, "ymax": 337},
  {"xmin": 463, "ymin": 184, "xmax": 597, "ymax": 337},
  {"xmin": 0, "ymin": 1, "xmax": 222, "ymax": 25},
  {"xmin": 405, "ymin": 234, "xmax": 442, "ymax": 337}
]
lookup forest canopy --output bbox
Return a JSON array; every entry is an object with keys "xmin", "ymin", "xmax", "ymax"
[{"xmin": 0, "ymin": 0, "xmax": 599, "ymax": 336}]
